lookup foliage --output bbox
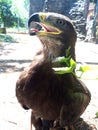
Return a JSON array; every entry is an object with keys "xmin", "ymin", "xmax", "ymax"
[
  {"xmin": 0, "ymin": 0, "xmax": 29, "ymax": 27},
  {"xmin": 95, "ymin": 112, "xmax": 98, "ymax": 118},
  {"xmin": 53, "ymin": 58, "xmax": 76, "ymax": 74},
  {"xmin": 0, "ymin": 34, "xmax": 17, "ymax": 42},
  {"xmin": 52, "ymin": 47, "xmax": 76, "ymax": 75},
  {"xmin": 11, "ymin": 0, "xmax": 28, "ymax": 19},
  {"xmin": 0, "ymin": 0, "xmax": 16, "ymax": 27},
  {"xmin": 24, "ymin": 0, "xmax": 29, "ymax": 12},
  {"xmin": 52, "ymin": 47, "xmax": 98, "ymax": 79}
]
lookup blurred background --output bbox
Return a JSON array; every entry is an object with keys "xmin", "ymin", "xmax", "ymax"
[{"xmin": 0, "ymin": 0, "xmax": 98, "ymax": 43}]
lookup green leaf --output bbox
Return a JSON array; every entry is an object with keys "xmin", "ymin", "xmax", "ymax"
[
  {"xmin": 79, "ymin": 65, "xmax": 92, "ymax": 72},
  {"xmin": 95, "ymin": 112, "xmax": 98, "ymax": 118},
  {"xmin": 53, "ymin": 56, "xmax": 71, "ymax": 67},
  {"xmin": 52, "ymin": 47, "xmax": 76, "ymax": 75},
  {"xmin": 52, "ymin": 58, "xmax": 76, "ymax": 74},
  {"xmin": 70, "ymin": 58, "xmax": 76, "ymax": 68},
  {"xmin": 54, "ymin": 56, "xmax": 67, "ymax": 63},
  {"xmin": 53, "ymin": 67, "xmax": 73, "ymax": 74},
  {"xmin": 66, "ymin": 46, "xmax": 71, "ymax": 57}
]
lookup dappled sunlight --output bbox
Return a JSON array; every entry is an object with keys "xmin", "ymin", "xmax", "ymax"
[
  {"xmin": 0, "ymin": 34, "xmax": 43, "ymax": 73},
  {"xmin": 0, "ymin": 59, "xmax": 31, "ymax": 73},
  {"xmin": 0, "ymin": 34, "xmax": 98, "ymax": 129}
]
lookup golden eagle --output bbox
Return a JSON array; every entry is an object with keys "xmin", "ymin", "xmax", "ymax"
[{"xmin": 16, "ymin": 12, "xmax": 91, "ymax": 130}]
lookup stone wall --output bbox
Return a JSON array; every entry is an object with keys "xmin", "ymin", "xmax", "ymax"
[
  {"xmin": 29, "ymin": 0, "xmax": 78, "ymax": 17},
  {"xmin": 29, "ymin": 0, "xmax": 44, "ymax": 15},
  {"xmin": 29, "ymin": 0, "xmax": 90, "ymax": 38}
]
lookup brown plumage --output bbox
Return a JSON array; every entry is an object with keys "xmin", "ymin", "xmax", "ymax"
[{"xmin": 16, "ymin": 12, "xmax": 91, "ymax": 130}]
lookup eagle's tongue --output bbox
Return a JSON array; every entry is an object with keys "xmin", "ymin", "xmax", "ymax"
[{"xmin": 41, "ymin": 23, "xmax": 57, "ymax": 32}]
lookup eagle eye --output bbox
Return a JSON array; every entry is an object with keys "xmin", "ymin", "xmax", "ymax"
[{"xmin": 56, "ymin": 19, "xmax": 65, "ymax": 26}]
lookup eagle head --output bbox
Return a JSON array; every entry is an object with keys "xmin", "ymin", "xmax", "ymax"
[{"xmin": 28, "ymin": 12, "xmax": 77, "ymax": 61}]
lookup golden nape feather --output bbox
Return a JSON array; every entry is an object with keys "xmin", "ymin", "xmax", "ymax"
[{"xmin": 16, "ymin": 12, "xmax": 91, "ymax": 130}]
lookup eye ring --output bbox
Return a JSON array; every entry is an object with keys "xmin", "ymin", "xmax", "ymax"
[{"xmin": 56, "ymin": 19, "xmax": 65, "ymax": 26}]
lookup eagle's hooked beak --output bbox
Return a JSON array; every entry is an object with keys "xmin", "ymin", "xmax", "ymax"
[{"xmin": 28, "ymin": 13, "xmax": 61, "ymax": 36}]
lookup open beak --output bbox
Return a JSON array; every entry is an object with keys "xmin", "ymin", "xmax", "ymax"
[{"xmin": 28, "ymin": 13, "xmax": 61, "ymax": 35}]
